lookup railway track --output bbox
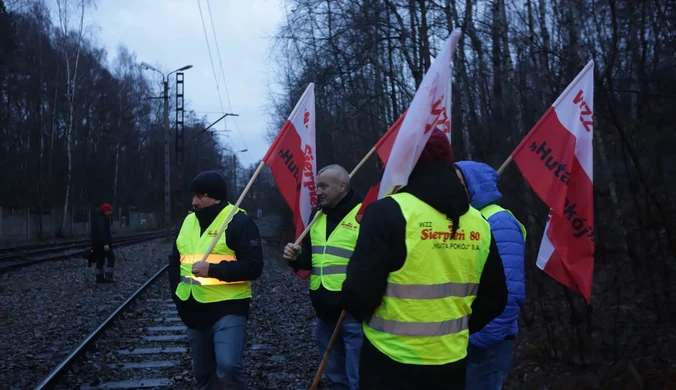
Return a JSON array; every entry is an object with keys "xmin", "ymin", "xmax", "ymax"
[
  {"xmin": 0, "ymin": 231, "xmax": 172, "ymax": 274},
  {"xmin": 34, "ymin": 265, "xmax": 193, "ymax": 389},
  {"xmin": 0, "ymin": 236, "xmax": 94, "ymax": 254}
]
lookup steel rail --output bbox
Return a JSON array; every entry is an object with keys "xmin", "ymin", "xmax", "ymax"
[
  {"xmin": 0, "ymin": 232, "xmax": 172, "ymax": 274},
  {"xmin": 33, "ymin": 264, "xmax": 170, "ymax": 390},
  {"xmin": 0, "ymin": 230, "xmax": 168, "ymax": 259}
]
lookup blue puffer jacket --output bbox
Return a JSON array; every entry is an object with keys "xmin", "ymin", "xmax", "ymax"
[{"xmin": 455, "ymin": 161, "xmax": 526, "ymax": 349}]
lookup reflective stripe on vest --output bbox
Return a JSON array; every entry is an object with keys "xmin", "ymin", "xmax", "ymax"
[
  {"xmin": 480, "ymin": 204, "xmax": 527, "ymax": 240},
  {"xmin": 174, "ymin": 204, "xmax": 252, "ymax": 303},
  {"xmin": 310, "ymin": 203, "xmax": 361, "ymax": 292},
  {"xmin": 179, "ymin": 253, "xmax": 243, "ymax": 286},
  {"xmin": 368, "ymin": 315, "xmax": 469, "ymax": 337},
  {"xmin": 363, "ymin": 192, "xmax": 492, "ymax": 365}
]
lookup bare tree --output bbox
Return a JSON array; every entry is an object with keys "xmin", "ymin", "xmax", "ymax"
[
  {"xmin": 55, "ymin": 0, "xmax": 89, "ymax": 234},
  {"xmin": 270, "ymin": 0, "xmax": 676, "ymax": 385}
]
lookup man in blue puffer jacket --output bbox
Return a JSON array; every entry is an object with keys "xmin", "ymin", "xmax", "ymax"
[{"xmin": 455, "ymin": 161, "xmax": 526, "ymax": 390}]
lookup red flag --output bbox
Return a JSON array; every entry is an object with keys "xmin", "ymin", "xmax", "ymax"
[
  {"xmin": 263, "ymin": 83, "xmax": 317, "ymax": 280},
  {"xmin": 355, "ymin": 181, "xmax": 380, "ymax": 223},
  {"xmin": 511, "ymin": 61, "xmax": 595, "ymax": 302},
  {"xmin": 356, "ymin": 28, "xmax": 461, "ymax": 222},
  {"xmin": 375, "ymin": 111, "xmax": 406, "ymax": 164},
  {"xmin": 353, "ymin": 112, "xmax": 404, "ymax": 223}
]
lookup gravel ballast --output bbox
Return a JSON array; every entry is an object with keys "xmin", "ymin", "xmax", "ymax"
[{"xmin": 0, "ymin": 216, "xmax": 326, "ymax": 389}]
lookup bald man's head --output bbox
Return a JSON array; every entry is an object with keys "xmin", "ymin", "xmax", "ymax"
[{"xmin": 316, "ymin": 164, "xmax": 350, "ymax": 208}]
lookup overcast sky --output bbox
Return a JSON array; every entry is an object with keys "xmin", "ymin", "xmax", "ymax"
[{"xmin": 90, "ymin": 0, "xmax": 286, "ymax": 167}]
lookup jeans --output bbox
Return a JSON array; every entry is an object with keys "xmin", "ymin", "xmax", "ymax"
[
  {"xmin": 465, "ymin": 339, "xmax": 514, "ymax": 390},
  {"xmin": 187, "ymin": 315, "xmax": 248, "ymax": 390},
  {"xmin": 316, "ymin": 315, "xmax": 364, "ymax": 390}
]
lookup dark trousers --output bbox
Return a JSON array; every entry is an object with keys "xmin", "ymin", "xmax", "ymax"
[
  {"xmin": 93, "ymin": 245, "xmax": 115, "ymax": 279},
  {"xmin": 465, "ymin": 339, "xmax": 514, "ymax": 390}
]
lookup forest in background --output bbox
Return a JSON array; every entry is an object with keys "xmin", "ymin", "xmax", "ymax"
[
  {"xmin": 1, "ymin": 0, "xmax": 675, "ymax": 385},
  {"xmin": 0, "ymin": 0, "xmax": 282, "ymax": 236},
  {"xmin": 268, "ymin": 0, "xmax": 676, "ymax": 387}
]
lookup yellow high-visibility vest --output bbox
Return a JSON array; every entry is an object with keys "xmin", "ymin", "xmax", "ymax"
[
  {"xmin": 175, "ymin": 204, "xmax": 251, "ymax": 303},
  {"xmin": 310, "ymin": 204, "xmax": 361, "ymax": 291},
  {"xmin": 363, "ymin": 192, "xmax": 492, "ymax": 365}
]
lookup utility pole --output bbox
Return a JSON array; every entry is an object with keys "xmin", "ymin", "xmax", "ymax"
[
  {"xmin": 175, "ymin": 72, "xmax": 185, "ymax": 219},
  {"xmin": 140, "ymin": 62, "xmax": 192, "ymax": 226},
  {"xmin": 163, "ymin": 79, "xmax": 170, "ymax": 226}
]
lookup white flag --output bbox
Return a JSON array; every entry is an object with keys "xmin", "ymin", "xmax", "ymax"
[{"xmin": 378, "ymin": 29, "xmax": 461, "ymax": 198}]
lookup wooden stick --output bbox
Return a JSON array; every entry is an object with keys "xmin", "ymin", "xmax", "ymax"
[
  {"xmin": 198, "ymin": 160, "xmax": 267, "ymax": 263},
  {"xmin": 310, "ymin": 311, "xmax": 347, "ymax": 390},
  {"xmin": 350, "ymin": 146, "xmax": 376, "ymax": 177},
  {"xmin": 496, "ymin": 155, "xmax": 513, "ymax": 176},
  {"xmin": 292, "ymin": 146, "xmax": 377, "ymax": 246}
]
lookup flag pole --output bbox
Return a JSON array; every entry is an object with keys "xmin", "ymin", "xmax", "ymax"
[
  {"xmin": 198, "ymin": 160, "xmax": 267, "ymax": 263},
  {"xmin": 293, "ymin": 146, "xmax": 377, "ymax": 245},
  {"xmin": 310, "ymin": 311, "xmax": 347, "ymax": 390},
  {"xmin": 496, "ymin": 155, "xmax": 513, "ymax": 176}
]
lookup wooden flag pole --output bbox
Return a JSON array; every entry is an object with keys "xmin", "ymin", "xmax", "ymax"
[
  {"xmin": 310, "ymin": 311, "xmax": 347, "ymax": 390},
  {"xmin": 496, "ymin": 155, "xmax": 513, "ymax": 176},
  {"xmin": 197, "ymin": 160, "xmax": 267, "ymax": 263}
]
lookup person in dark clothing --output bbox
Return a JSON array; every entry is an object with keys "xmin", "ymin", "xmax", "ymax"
[
  {"xmin": 167, "ymin": 170, "xmax": 264, "ymax": 390},
  {"xmin": 285, "ymin": 164, "xmax": 364, "ymax": 390},
  {"xmin": 342, "ymin": 130, "xmax": 508, "ymax": 390},
  {"xmin": 91, "ymin": 203, "xmax": 115, "ymax": 283}
]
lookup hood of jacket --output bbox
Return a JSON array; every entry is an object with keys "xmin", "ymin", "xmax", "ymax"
[{"xmin": 454, "ymin": 161, "xmax": 502, "ymax": 210}]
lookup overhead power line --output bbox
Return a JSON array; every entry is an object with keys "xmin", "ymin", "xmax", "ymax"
[
  {"xmin": 205, "ymin": 0, "xmax": 252, "ymax": 165},
  {"xmin": 196, "ymin": 0, "xmax": 253, "ymax": 165},
  {"xmin": 196, "ymin": 0, "xmax": 226, "ymax": 121}
]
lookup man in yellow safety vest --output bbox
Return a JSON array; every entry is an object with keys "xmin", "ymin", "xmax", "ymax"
[
  {"xmin": 168, "ymin": 170, "xmax": 264, "ymax": 390},
  {"xmin": 285, "ymin": 164, "xmax": 364, "ymax": 390},
  {"xmin": 342, "ymin": 130, "xmax": 508, "ymax": 389}
]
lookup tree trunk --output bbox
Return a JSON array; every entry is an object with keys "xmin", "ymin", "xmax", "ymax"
[
  {"xmin": 417, "ymin": 0, "xmax": 431, "ymax": 73},
  {"xmin": 58, "ymin": 0, "xmax": 86, "ymax": 235}
]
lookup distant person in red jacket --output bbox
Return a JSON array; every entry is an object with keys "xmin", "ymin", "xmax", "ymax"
[{"xmin": 91, "ymin": 203, "xmax": 116, "ymax": 283}]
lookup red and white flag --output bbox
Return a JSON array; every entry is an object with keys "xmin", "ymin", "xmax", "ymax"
[
  {"xmin": 377, "ymin": 29, "xmax": 461, "ymax": 199},
  {"xmin": 354, "ymin": 113, "xmax": 405, "ymax": 222},
  {"xmin": 374, "ymin": 111, "xmax": 407, "ymax": 165},
  {"xmin": 355, "ymin": 29, "xmax": 461, "ymax": 222},
  {"xmin": 511, "ymin": 60, "xmax": 595, "ymax": 302},
  {"xmin": 263, "ymin": 83, "xmax": 317, "ymax": 279}
]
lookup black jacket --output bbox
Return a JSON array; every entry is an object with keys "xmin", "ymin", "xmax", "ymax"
[
  {"xmin": 287, "ymin": 189, "xmax": 362, "ymax": 323},
  {"xmin": 168, "ymin": 202, "xmax": 264, "ymax": 330},
  {"xmin": 90, "ymin": 210, "xmax": 112, "ymax": 246},
  {"xmin": 342, "ymin": 160, "xmax": 508, "ymax": 388}
]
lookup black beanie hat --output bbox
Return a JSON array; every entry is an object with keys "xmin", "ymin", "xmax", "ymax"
[{"xmin": 191, "ymin": 170, "xmax": 228, "ymax": 201}]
